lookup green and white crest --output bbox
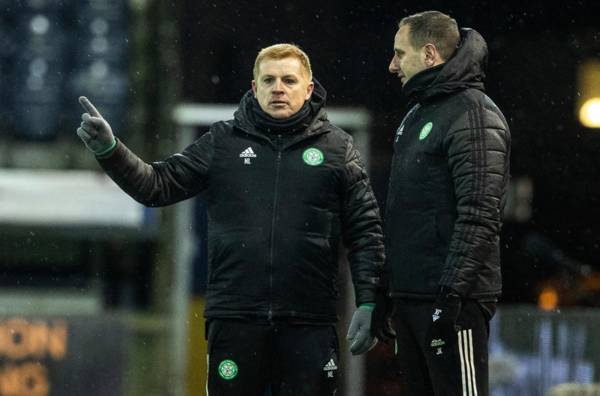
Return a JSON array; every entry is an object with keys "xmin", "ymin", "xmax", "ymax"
[
  {"xmin": 302, "ymin": 148, "xmax": 324, "ymax": 166},
  {"xmin": 419, "ymin": 122, "xmax": 433, "ymax": 140},
  {"xmin": 218, "ymin": 359, "xmax": 238, "ymax": 380}
]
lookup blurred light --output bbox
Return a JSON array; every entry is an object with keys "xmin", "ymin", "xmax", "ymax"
[
  {"xmin": 90, "ymin": 60, "xmax": 108, "ymax": 79},
  {"xmin": 579, "ymin": 98, "xmax": 600, "ymax": 128},
  {"xmin": 30, "ymin": 15, "xmax": 49, "ymax": 35},
  {"xmin": 538, "ymin": 286, "xmax": 558, "ymax": 311},
  {"xmin": 90, "ymin": 18, "xmax": 109, "ymax": 35},
  {"xmin": 29, "ymin": 58, "xmax": 48, "ymax": 76},
  {"xmin": 577, "ymin": 60, "xmax": 600, "ymax": 129}
]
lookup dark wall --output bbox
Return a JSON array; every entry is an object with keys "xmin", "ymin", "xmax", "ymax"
[{"xmin": 179, "ymin": 0, "xmax": 600, "ymax": 303}]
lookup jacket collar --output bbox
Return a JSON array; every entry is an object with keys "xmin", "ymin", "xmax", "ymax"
[{"xmin": 402, "ymin": 28, "xmax": 488, "ymax": 105}]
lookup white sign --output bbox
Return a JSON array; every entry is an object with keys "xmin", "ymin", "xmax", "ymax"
[{"xmin": 0, "ymin": 169, "xmax": 150, "ymax": 228}]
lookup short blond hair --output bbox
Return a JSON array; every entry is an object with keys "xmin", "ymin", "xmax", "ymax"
[{"xmin": 253, "ymin": 43, "xmax": 313, "ymax": 80}]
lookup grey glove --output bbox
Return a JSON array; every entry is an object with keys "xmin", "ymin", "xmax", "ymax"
[
  {"xmin": 76, "ymin": 96, "xmax": 116, "ymax": 156},
  {"xmin": 347, "ymin": 304, "xmax": 378, "ymax": 355}
]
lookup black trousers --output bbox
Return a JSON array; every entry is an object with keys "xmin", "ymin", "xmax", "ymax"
[
  {"xmin": 392, "ymin": 299, "xmax": 495, "ymax": 396},
  {"xmin": 206, "ymin": 319, "xmax": 339, "ymax": 396}
]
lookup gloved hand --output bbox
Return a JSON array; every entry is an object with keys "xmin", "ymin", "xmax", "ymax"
[
  {"xmin": 428, "ymin": 288, "xmax": 461, "ymax": 356},
  {"xmin": 371, "ymin": 289, "xmax": 396, "ymax": 343},
  {"xmin": 347, "ymin": 304, "xmax": 377, "ymax": 355},
  {"xmin": 76, "ymin": 96, "xmax": 117, "ymax": 156}
]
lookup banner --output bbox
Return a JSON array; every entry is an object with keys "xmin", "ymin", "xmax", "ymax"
[{"xmin": 0, "ymin": 316, "xmax": 125, "ymax": 396}]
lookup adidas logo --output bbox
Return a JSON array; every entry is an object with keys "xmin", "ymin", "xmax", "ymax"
[
  {"xmin": 323, "ymin": 358, "xmax": 338, "ymax": 372},
  {"xmin": 239, "ymin": 147, "xmax": 257, "ymax": 158}
]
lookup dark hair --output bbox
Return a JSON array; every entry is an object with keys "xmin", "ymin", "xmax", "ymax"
[{"xmin": 399, "ymin": 11, "xmax": 460, "ymax": 61}]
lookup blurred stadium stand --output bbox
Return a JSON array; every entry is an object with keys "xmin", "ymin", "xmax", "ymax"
[
  {"xmin": 4, "ymin": 1, "xmax": 70, "ymax": 140},
  {"xmin": 0, "ymin": 0, "xmax": 128, "ymax": 141},
  {"xmin": 0, "ymin": 1, "xmax": 176, "ymax": 395},
  {"xmin": 66, "ymin": 0, "xmax": 129, "ymax": 138}
]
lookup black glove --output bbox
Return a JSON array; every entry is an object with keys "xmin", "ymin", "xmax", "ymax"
[
  {"xmin": 428, "ymin": 288, "xmax": 461, "ymax": 356},
  {"xmin": 371, "ymin": 289, "xmax": 396, "ymax": 343}
]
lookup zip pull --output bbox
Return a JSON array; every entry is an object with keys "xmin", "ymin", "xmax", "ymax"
[{"xmin": 277, "ymin": 135, "xmax": 284, "ymax": 160}]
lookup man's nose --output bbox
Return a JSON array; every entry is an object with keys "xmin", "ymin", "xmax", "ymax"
[
  {"xmin": 272, "ymin": 79, "xmax": 284, "ymax": 92},
  {"xmin": 389, "ymin": 58, "xmax": 398, "ymax": 74}
]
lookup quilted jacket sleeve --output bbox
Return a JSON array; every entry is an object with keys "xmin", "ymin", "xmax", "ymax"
[
  {"xmin": 439, "ymin": 104, "xmax": 511, "ymax": 297},
  {"xmin": 340, "ymin": 136, "xmax": 386, "ymax": 306},
  {"xmin": 97, "ymin": 132, "xmax": 214, "ymax": 207}
]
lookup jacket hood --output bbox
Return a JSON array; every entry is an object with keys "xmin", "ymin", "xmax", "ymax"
[
  {"xmin": 403, "ymin": 28, "xmax": 488, "ymax": 104},
  {"xmin": 234, "ymin": 78, "xmax": 328, "ymax": 134}
]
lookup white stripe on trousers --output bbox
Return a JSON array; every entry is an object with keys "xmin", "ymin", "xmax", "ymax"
[
  {"xmin": 206, "ymin": 354, "xmax": 210, "ymax": 396},
  {"xmin": 457, "ymin": 329, "xmax": 478, "ymax": 396}
]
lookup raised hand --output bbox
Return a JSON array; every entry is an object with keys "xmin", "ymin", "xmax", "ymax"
[{"xmin": 76, "ymin": 96, "xmax": 116, "ymax": 156}]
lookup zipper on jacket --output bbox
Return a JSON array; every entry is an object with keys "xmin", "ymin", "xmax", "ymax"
[{"xmin": 268, "ymin": 138, "xmax": 283, "ymax": 321}]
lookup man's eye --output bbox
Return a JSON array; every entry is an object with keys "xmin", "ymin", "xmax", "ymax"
[{"xmin": 284, "ymin": 79, "xmax": 296, "ymax": 84}]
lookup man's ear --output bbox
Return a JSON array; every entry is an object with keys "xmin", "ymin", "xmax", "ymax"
[
  {"xmin": 305, "ymin": 81, "xmax": 315, "ymax": 100},
  {"xmin": 424, "ymin": 43, "xmax": 441, "ymax": 67},
  {"xmin": 251, "ymin": 80, "xmax": 257, "ymax": 97}
]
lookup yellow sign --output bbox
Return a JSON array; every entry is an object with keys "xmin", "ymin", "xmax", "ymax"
[{"xmin": 0, "ymin": 318, "xmax": 69, "ymax": 396}]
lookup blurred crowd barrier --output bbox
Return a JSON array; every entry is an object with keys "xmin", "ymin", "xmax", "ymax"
[{"xmin": 489, "ymin": 306, "xmax": 600, "ymax": 396}]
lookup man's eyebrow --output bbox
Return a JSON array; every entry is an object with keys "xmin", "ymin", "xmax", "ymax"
[{"xmin": 261, "ymin": 73, "xmax": 299, "ymax": 79}]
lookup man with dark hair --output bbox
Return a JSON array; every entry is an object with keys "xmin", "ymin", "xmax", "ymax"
[
  {"xmin": 76, "ymin": 43, "xmax": 384, "ymax": 396},
  {"xmin": 372, "ymin": 10, "xmax": 511, "ymax": 396}
]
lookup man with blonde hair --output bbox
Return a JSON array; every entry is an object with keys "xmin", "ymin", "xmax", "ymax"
[{"xmin": 75, "ymin": 43, "xmax": 384, "ymax": 395}]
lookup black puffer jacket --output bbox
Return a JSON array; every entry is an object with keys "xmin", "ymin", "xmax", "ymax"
[
  {"xmin": 98, "ymin": 81, "xmax": 385, "ymax": 322},
  {"xmin": 385, "ymin": 28, "xmax": 511, "ymax": 300}
]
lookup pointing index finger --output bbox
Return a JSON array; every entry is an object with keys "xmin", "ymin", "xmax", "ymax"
[{"xmin": 78, "ymin": 96, "xmax": 102, "ymax": 117}]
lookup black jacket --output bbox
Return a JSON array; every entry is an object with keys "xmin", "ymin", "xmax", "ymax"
[
  {"xmin": 385, "ymin": 28, "xmax": 511, "ymax": 300},
  {"xmin": 98, "ymin": 81, "xmax": 385, "ymax": 322}
]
